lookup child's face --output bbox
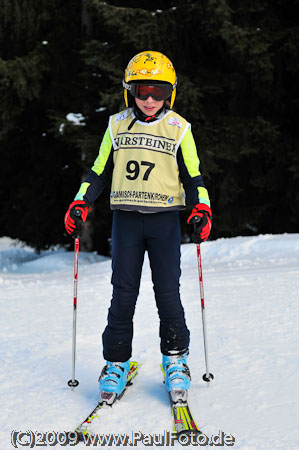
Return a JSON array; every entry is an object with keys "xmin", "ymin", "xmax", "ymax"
[{"xmin": 135, "ymin": 97, "xmax": 164, "ymax": 116}]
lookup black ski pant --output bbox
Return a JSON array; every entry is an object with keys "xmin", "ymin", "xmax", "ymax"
[{"xmin": 102, "ymin": 210, "xmax": 190, "ymax": 362}]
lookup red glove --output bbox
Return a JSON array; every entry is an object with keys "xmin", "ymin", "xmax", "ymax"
[
  {"xmin": 64, "ymin": 200, "xmax": 88, "ymax": 236},
  {"xmin": 187, "ymin": 204, "xmax": 212, "ymax": 243}
]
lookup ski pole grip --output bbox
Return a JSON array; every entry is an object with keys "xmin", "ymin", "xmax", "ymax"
[
  {"xmin": 73, "ymin": 210, "xmax": 82, "ymax": 238},
  {"xmin": 192, "ymin": 215, "xmax": 202, "ymax": 231},
  {"xmin": 74, "ymin": 209, "xmax": 82, "ymax": 218}
]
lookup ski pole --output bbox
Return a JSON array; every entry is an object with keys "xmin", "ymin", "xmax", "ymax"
[
  {"xmin": 68, "ymin": 210, "xmax": 82, "ymax": 389},
  {"xmin": 193, "ymin": 218, "xmax": 214, "ymax": 383}
]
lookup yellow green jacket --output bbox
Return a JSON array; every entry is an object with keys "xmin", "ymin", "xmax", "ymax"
[{"xmin": 75, "ymin": 108, "xmax": 210, "ymax": 212}]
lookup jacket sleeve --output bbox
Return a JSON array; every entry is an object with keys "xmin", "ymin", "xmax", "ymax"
[
  {"xmin": 74, "ymin": 127, "xmax": 114, "ymax": 205},
  {"xmin": 177, "ymin": 127, "xmax": 210, "ymax": 207}
]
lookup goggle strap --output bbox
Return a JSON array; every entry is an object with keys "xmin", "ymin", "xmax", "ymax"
[
  {"xmin": 123, "ymin": 80, "xmax": 175, "ymax": 92},
  {"xmin": 123, "ymin": 80, "xmax": 131, "ymax": 90}
]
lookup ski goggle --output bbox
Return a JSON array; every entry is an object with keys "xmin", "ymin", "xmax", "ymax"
[{"xmin": 128, "ymin": 83, "xmax": 173, "ymax": 101}]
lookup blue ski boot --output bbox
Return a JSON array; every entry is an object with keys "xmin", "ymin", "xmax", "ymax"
[
  {"xmin": 99, "ymin": 360, "xmax": 130, "ymax": 396},
  {"xmin": 162, "ymin": 353, "xmax": 191, "ymax": 392}
]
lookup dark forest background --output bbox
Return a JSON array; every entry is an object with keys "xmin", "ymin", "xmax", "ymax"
[{"xmin": 1, "ymin": 0, "xmax": 298, "ymax": 255}]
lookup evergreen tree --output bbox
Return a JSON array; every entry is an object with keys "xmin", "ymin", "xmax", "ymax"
[
  {"xmin": 0, "ymin": 0, "xmax": 84, "ymax": 251},
  {"xmin": 0, "ymin": 0, "xmax": 298, "ymax": 254},
  {"xmin": 80, "ymin": 0, "xmax": 299, "ymax": 243}
]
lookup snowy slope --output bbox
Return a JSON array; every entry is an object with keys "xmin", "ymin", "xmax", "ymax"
[{"xmin": 1, "ymin": 234, "xmax": 299, "ymax": 449}]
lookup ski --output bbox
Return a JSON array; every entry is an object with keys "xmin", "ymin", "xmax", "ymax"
[
  {"xmin": 161, "ymin": 365, "xmax": 201, "ymax": 437},
  {"xmin": 68, "ymin": 361, "xmax": 140, "ymax": 442},
  {"xmin": 169, "ymin": 390, "xmax": 201, "ymax": 437}
]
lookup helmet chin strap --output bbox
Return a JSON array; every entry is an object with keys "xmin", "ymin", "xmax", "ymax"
[
  {"xmin": 134, "ymin": 104, "xmax": 164, "ymax": 122},
  {"xmin": 128, "ymin": 103, "xmax": 166, "ymax": 131}
]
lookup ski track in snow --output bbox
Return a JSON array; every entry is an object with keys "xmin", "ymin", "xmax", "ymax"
[{"xmin": 0, "ymin": 234, "xmax": 299, "ymax": 449}]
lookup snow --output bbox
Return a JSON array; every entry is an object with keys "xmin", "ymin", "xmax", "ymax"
[
  {"xmin": 1, "ymin": 233, "xmax": 299, "ymax": 449},
  {"xmin": 66, "ymin": 113, "xmax": 86, "ymax": 126}
]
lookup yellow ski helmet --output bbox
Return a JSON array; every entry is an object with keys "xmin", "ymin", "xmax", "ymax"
[{"xmin": 123, "ymin": 51, "xmax": 177, "ymax": 108}]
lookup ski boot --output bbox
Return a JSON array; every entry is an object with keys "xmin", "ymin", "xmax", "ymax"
[
  {"xmin": 98, "ymin": 360, "xmax": 130, "ymax": 403},
  {"xmin": 162, "ymin": 353, "xmax": 191, "ymax": 403}
]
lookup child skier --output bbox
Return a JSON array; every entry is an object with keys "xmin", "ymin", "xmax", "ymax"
[{"xmin": 64, "ymin": 51, "xmax": 212, "ymax": 398}]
